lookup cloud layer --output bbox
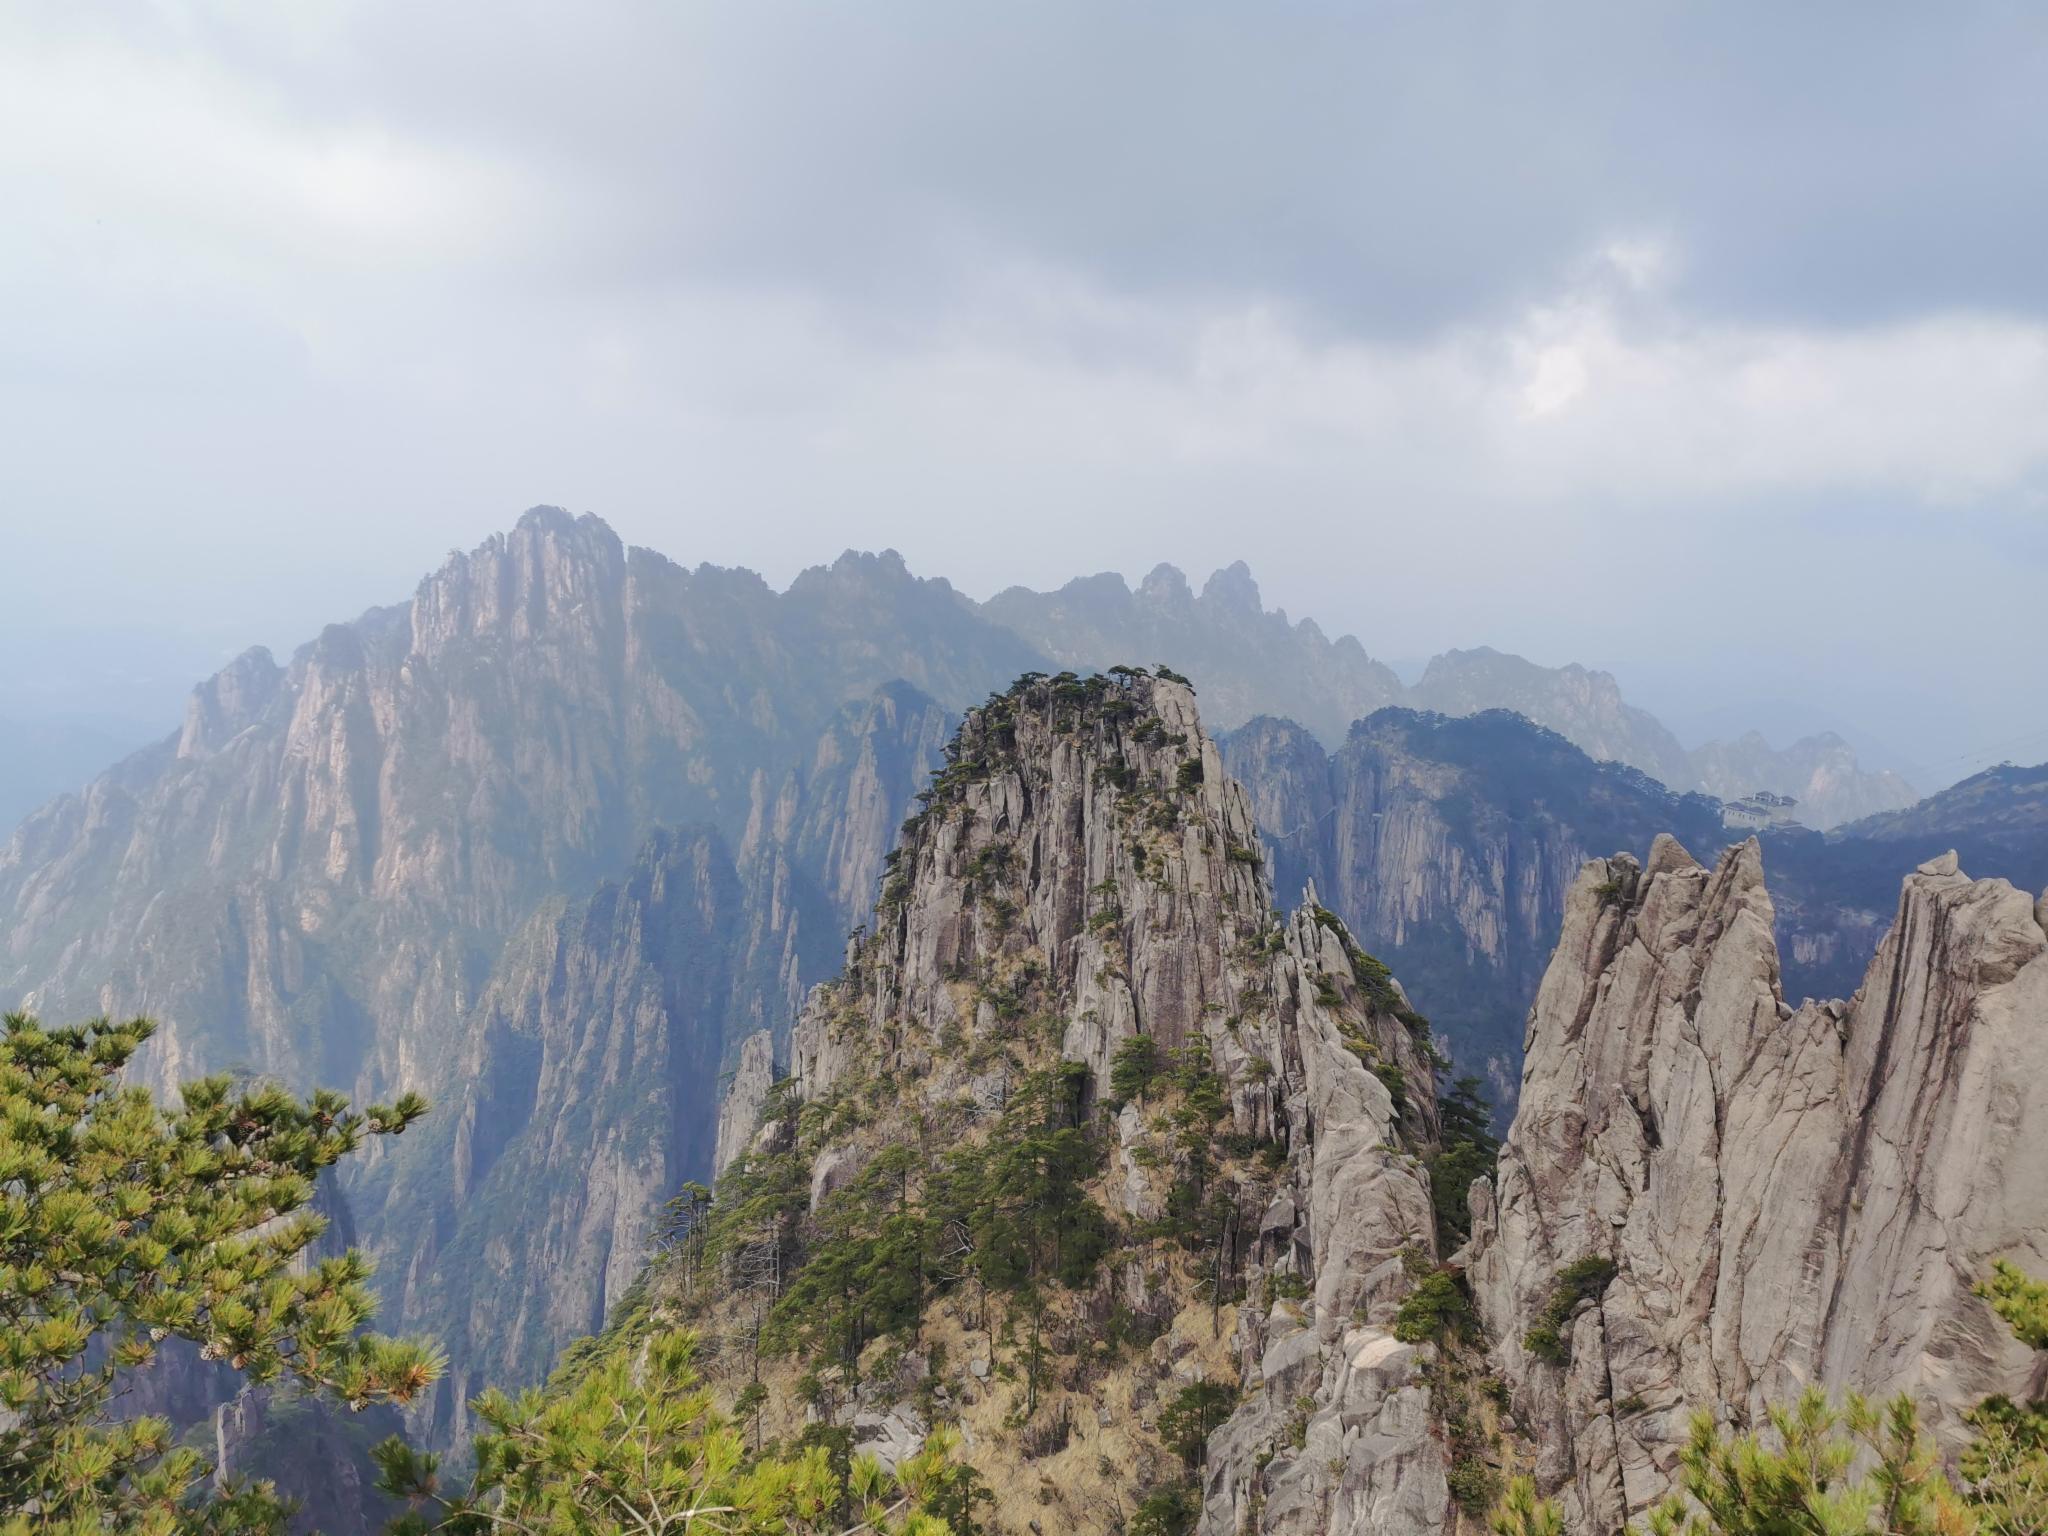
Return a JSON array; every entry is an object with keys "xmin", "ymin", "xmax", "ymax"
[{"xmin": 3, "ymin": 2, "xmax": 2043, "ymax": 773}]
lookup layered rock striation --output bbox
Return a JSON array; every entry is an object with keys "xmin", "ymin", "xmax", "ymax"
[{"xmin": 1466, "ymin": 836, "xmax": 2048, "ymax": 1530}]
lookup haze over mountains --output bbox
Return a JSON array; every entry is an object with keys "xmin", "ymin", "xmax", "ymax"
[
  {"xmin": 984, "ymin": 565, "xmax": 1918, "ymax": 827},
  {"xmin": 3, "ymin": 507, "xmax": 2042, "ymax": 1487},
  {"xmin": 0, "ymin": 509, "xmax": 1923, "ymax": 838}
]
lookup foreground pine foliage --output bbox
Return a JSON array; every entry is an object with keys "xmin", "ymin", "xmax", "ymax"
[
  {"xmin": 0, "ymin": 1012, "xmax": 439, "ymax": 1534},
  {"xmin": 373, "ymin": 1331, "xmax": 980, "ymax": 1534},
  {"xmin": 1490, "ymin": 1263, "xmax": 2048, "ymax": 1536},
  {"xmin": 1963, "ymin": 1263, "xmax": 2048, "ymax": 1536},
  {"xmin": 1, "ymin": 1013, "xmax": 982, "ymax": 1535}
]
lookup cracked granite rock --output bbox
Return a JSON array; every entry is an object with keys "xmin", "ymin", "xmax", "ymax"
[{"xmin": 1466, "ymin": 836, "xmax": 2048, "ymax": 1530}]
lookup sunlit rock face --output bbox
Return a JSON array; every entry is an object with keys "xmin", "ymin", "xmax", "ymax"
[{"xmin": 1467, "ymin": 837, "xmax": 2048, "ymax": 1531}]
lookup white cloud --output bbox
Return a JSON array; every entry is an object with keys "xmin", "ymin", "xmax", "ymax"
[
  {"xmin": 1520, "ymin": 345, "xmax": 1590, "ymax": 418},
  {"xmin": 1, "ymin": 3, "xmax": 2043, "ymax": 763}
]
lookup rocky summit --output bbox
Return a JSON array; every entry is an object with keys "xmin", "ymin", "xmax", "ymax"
[
  {"xmin": 663, "ymin": 676, "xmax": 2048, "ymax": 1536},
  {"xmin": 667, "ymin": 669, "xmax": 1477, "ymax": 1535}
]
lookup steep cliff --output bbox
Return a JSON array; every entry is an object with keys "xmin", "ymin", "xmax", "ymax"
[
  {"xmin": 0, "ymin": 509, "xmax": 1006, "ymax": 1435},
  {"xmin": 1465, "ymin": 838, "xmax": 2048, "ymax": 1531},
  {"xmin": 0, "ymin": 511, "xmax": 1026, "ymax": 1103},
  {"xmin": 639, "ymin": 670, "xmax": 1471, "ymax": 1536},
  {"xmin": 1222, "ymin": 710, "xmax": 1729, "ymax": 1095},
  {"xmin": 359, "ymin": 682, "xmax": 955, "ymax": 1450},
  {"xmin": 1221, "ymin": 711, "xmax": 2047, "ymax": 1102}
]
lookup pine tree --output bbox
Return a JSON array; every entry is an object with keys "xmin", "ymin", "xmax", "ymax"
[
  {"xmin": 1961, "ymin": 1263, "xmax": 2048, "ymax": 1536},
  {"xmin": 1489, "ymin": 1392, "xmax": 1974, "ymax": 1536},
  {"xmin": 373, "ymin": 1330, "xmax": 980, "ymax": 1534},
  {"xmin": 1640, "ymin": 1391, "xmax": 1975, "ymax": 1536},
  {"xmin": 0, "ymin": 1012, "xmax": 441, "ymax": 1534},
  {"xmin": 1427, "ymin": 1074, "xmax": 1499, "ymax": 1248}
]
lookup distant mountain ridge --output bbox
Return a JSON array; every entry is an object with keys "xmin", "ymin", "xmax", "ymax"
[
  {"xmin": 975, "ymin": 570, "xmax": 1915, "ymax": 827},
  {"xmin": 979, "ymin": 560, "xmax": 1406, "ymax": 745},
  {"xmin": 0, "ymin": 525, "xmax": 1910, "ymax": 849}
]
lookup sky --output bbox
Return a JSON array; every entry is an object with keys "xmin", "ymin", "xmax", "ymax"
[{"xmin": 3, "ymin": 1, "xmax": 2046, "ymax": 782}]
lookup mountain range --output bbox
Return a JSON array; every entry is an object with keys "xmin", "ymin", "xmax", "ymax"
[
  {"xmin": 982, "ymin": 567, "xmax": 1917, "ymax": 829},
  {"xmin": 683, "ymin": 669, "xmax": 2047, "ymax": 1535},
  {"xmin": 3, "ymin": 507, "xmax": 2041, "ymax": 1508}
]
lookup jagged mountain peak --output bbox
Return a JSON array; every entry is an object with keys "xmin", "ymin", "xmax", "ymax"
[
  {"xmin": 1137, "ymin": 561, "xmax": 1195, "ymax": 605},
  {"xmin": 1468, "ymin": 836, "xmax": 2048, "ymax": 1531},
  {"xmin": 814, "ymin": 667, "xmax": 1275, "ymax": 1073},
  {"xmin": 691, "ymin": 667, "xmax": 1458, "ymax": 1534},
  {"xmin": 176, "ymin": 645, "xmax": 284, "ymax": 761},
  {"xmin": 1416, "ymin": 645, "xmax": 1621, "ymax": 697},
  {"xmin": 793, "ymin": 546, "xmax": 919, "ymax": 592},
  {"xmin": 412, "ymin": 507, "xmax": 628, "ymax": 660},
  {"xmin": 1200, "ymin": 559, "xmax": 1263, "ymax": 613},
  {"xmin": 513, "ymin": 502, "xmax": 577, "ymax": 531}
]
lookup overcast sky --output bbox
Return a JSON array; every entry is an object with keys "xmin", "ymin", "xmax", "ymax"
[{"xmin": 3, "ymin": 2, "xmax": 2045, "ymax": 778}]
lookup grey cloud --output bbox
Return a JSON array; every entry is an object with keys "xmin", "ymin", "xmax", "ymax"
[
  {"xmin": 172, "ymin": 1, "xmax": 2047, "ymax": 336},
  {"xmin": 1, "ymin": 1, "xmax": 2044, "ymax": 785}
]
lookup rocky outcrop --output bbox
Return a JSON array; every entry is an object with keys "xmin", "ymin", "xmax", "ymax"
[
  {"xmin": 1196, "ymin": 905, "xmax": 1448, "ymax": 1536},
  {"xmin": 1222, "ymin": 710, "xmax": 2045, "ymax": 1101},
  {"xmin": 793, "ymin": 673, "xmax": 1277, "ymax": 1083},
  {"xmin": 1466, "ymin": 837, "xmax": 2048, "ymax": 1530},
  {"xmin": 715, "ymin": 1028, "xmax": 777, "ymax": 1178},
  {"xmin": 710, "ymin": 671, "xmax": 1452, "ymax": 1536}
]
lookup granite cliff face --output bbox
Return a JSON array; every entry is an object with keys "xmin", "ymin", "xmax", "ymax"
[
  {"xmin": 1222, "ymin": 710, "xmax": 2048, "ymax": 1104},
  {"xmin": 1466, "ymin": 838, "xmax": 2048, "ymax": 1531},
  {"xmin": 0, "ymin": 511, "xmax": 1026, "ymax": 1100},
  {"xmin": 696, "ymin": 672, "xmax": 1461, "ymax": 1536},
  {"xmin": 0, "ymin": 510, "xmax": 1015, "ymax": 1439},
  {"xmin": 372, "ymin": 679, "xmax": 955, "ymax": 1448},
  {"xmin": 1222, "ymin": 710, "xmax": 1729, "ymax": 1095}
]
